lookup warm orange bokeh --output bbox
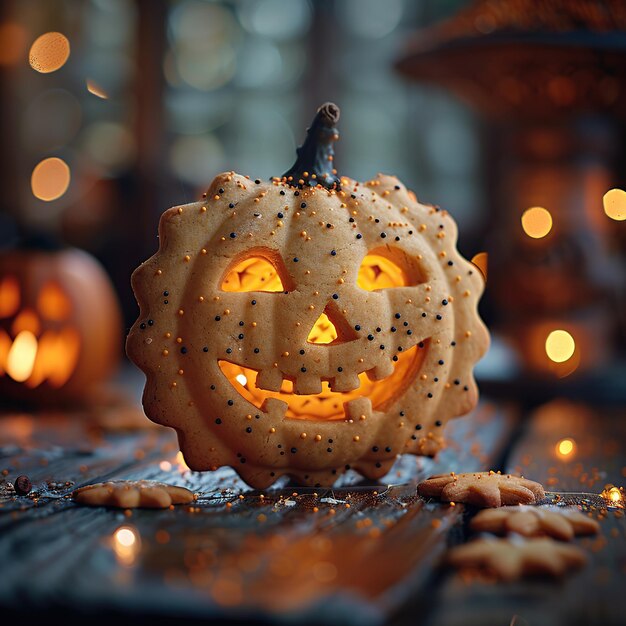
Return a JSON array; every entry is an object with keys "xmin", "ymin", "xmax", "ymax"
[
  {"xmin": 219, "ymin": 253, "xmax": 425, "ymax": 420},
  {"xmin": 31, "ymin": 157, "xmax": 71, "ymax": 201},
  {"xmin": 29, "ymin": 31, "xmax": 70, "ymax": 73}
]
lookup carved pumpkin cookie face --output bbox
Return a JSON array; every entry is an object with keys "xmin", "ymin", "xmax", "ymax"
[{"xmin": 127, "ymin": 106, "xmax": 488, "ymax": 488}]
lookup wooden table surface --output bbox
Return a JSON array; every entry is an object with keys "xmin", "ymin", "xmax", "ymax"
[{"xmin": 0, "ymin": 378, "xmax": 624, "ymax": 626}]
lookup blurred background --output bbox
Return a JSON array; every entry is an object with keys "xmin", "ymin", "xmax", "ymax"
[{"xmin": 0, "ymin": 0, "xmax": 624, "ymax": 399}]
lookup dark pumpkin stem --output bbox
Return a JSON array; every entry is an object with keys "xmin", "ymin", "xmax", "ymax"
[{"xmin": 282, "ymin": 102, "xmax": 341, "ymax": 190}]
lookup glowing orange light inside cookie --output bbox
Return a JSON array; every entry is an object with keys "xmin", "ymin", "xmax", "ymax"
[
  {"xmin": 521, "ymin": 207, "xmax": 553, "ymax": 239},
  {"xmin": 29, "ymin": 32, "xmax": 70, "ymax": 73},
  {"xmin": 555, "ymin": 438, "xmax": 575, "ymax": 459},
  {"xmin": 31, "ymin": 157, "xmax": 71, "ymax": 201},
  {"xmin": 112, "ymin": 526, "xmax": 140, "ymax": 566},
  {"xmin": 545, "ymin": 330, "xmax": 575, "ymax": 363},
  {"xmin": 219, "ymin": 252, "xmax": 426, "ymax": 421},
  {"xmin": 603, "ymin": 188, "xmax": 626, "ymax": 221},
  {"xmin": 470, "ymin": 252, "xmax": 488, "ymax": 282}
]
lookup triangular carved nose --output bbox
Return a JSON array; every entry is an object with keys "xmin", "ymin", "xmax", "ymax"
[
  {"xmin": 307, "ymin": 311, "xmax": 337, "ymax": 344},
  {"xmin": 306, "ymin": 303, "xmax": 359, "ymax": 345}
]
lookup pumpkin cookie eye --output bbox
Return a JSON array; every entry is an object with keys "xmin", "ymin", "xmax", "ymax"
[
  {"xmin": 357, "ymin": 247, "xmax": 426, "ymax": 291},
  {"xmin": 220, "ymin": 248, "xmax": 294, "ymax": 293}
]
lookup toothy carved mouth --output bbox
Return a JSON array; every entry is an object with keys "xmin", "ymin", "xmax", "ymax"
[{"xmin": 218, "ymin": 342, "xmax": 428, "ymax": 421}]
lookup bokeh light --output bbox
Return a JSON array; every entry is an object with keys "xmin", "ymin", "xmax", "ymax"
[
  {"xmin": 82, "ymin": 122, "xmax": 135, "ymax": 173},
  {"xmin": 29, "ymin": 32, "xmax": 70, "ymax": 73},
  {"xmin": 170, "ymin": 134, "xmax": 223, "ymax": 185},
  {"xmin": 602, "ymin": 188, "xmax": 626, "ymax": 221},
  {"xmin": 471, "ymin": 252, "xmax": 488, "ymax": 282},
  {"xmin": 555, "ymin": 438, "xmax": 576, "ymax": 459},
  {"xmin": 521, "ymin": 206, "xmax": 553, "ymax": 238},
  {"xmin": 31, "ymin": 157, "xmax": 71, "ymax": 201},
  {"xmin": 545, "ymin": 329, "xmax": 575, "ymax": 363},
  {"xmin": 86, "ymin": 79, "xmax": 108, "ymax": 99},
  {"xmin": 238, "ymin": 0, "xmax": 312, "ymax": 40},
  {"xmin": 112, "ymin": 526, "xmax": 140, "ymax": 566},
  {"xmin": 0, "ymin": 22, "xmax": 27, "ymax": 66}
]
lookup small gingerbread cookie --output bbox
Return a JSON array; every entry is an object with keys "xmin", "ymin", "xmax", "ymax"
[
  {"xmin": 447, "ymin": 537, "xmax": 587, "ymax": 581},
  {"xmin": 126, "ymin": 103, "xmax": 489, "ymax": 488},
  {"xmin": 73, "ymin": 480, "xmax": 195, "ymax": 509},
  {"xmin": 471, "ymin": 505, "xmax": 600, "ymax": 540},
  {"xmin": 417, "ymin": 471, "xmax": 545, "ymax": 507}
]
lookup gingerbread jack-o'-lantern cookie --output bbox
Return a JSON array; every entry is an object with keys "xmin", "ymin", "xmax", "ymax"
[{"xmin": 127, "ymin": 103, "xmax": 489, "ymax": 488}]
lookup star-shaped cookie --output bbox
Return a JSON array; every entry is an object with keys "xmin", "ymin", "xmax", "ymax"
[
  {"xmin": 417, "ymin": 471, "xmax": 545, "ymax": 507},
  {"xmin": 447, "ymin": 537, "xmax": 587, "ymax": 581},
  {"xmin": 471, "ymin": 505, "xmax": 600, "ymax": 541},
  {"xmin": 73, "ymin": 480, "xmax": 195, "ymax": 509}
]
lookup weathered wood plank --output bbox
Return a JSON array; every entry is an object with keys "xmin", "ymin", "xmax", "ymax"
[
  {"xmin": 0, "ymin": 398, "xmax": 516, "ymax": 624},
  {"xmin": 418, "ymin": 399, "xmax": 625, "ymax": 626}
]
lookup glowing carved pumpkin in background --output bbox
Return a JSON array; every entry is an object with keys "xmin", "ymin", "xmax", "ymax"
[
  {"xmin": 127, "ymin": 104, "xmax": 489, "ymax": 487},
  {"xmin": 0, "ymin": 245, "xmax": 122, "ymax": 403}
]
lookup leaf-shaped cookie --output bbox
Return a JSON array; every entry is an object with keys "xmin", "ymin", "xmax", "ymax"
[
  {"xmin": 418, "ymin": 471, "xmax": 545, "ymax": 507},
  {"xmin": 470, "ymin": 505, "xmax": 599, "ymax": 541},
  {"xmin": 73, "ymin": 480, "xmax": 195, "ymax": 509},
  {"xmin": 447, "ymin": 537, "xmax": 587, "ymax": 581}
]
